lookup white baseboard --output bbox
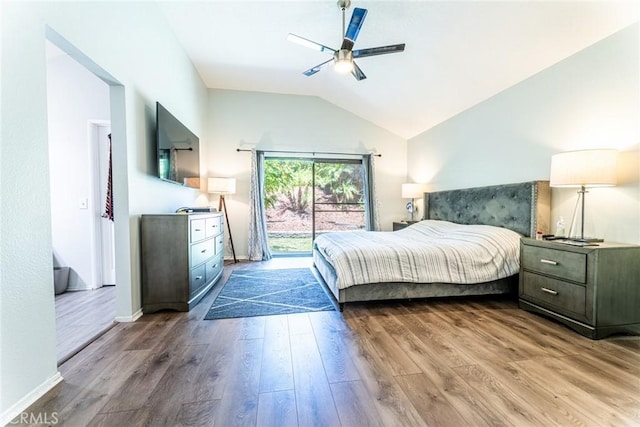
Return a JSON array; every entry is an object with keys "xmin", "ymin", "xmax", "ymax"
[
  {"xmin": 0, "ymin": 371, "xmax": 63, "ymax": 426},
  {"xmin": 115, "ymin": 308, "xmax": 142, "ymax": 322},
  {"xmin": 65, "ymin": 285, "xmax": 92, "ymax": 291}
]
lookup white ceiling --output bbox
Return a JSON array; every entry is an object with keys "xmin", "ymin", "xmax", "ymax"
[{"xmin": 159, "ymin": 1, "xmax": 638, "ymax": 139}]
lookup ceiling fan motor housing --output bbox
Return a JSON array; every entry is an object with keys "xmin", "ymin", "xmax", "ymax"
[
  {"xmin": 336, "ymin": 49, "xmax": 353, "ymax": 63},
  {"xmin": 337, "ymin": 0, "xmax": 351, "ymax": 10}
]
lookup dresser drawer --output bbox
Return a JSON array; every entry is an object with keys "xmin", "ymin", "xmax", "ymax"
[
  {"xmin": 190, "ymin": 218, "xmax": 207, "ymax": 242},
  {"xmin": 206, "ymin": 253, "xmax": 224, "ymax": 283},
  {"xmin": 190, "ymin": 264, "xmax": 207, "ymax": 295},
  {"xmin": 215, "ymin": 234, "xmax": 224, "ymax": 256},
  {"xmin": 191, "ymin": 239, "xmax": 215, "ymax": 267},
  {"xmin": 521, "ymin": 271, "xmax": 586, "ymax": 319},
  {"xmin": 205, "ymin": 216, "xmax": 222, "ymax": 238},
  {"xmin": 522, "ymin": 246, "xmax": 586, "ymax": 283}
]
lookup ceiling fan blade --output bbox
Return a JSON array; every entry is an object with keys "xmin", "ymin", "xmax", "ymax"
[
  {"xmin": 302, "ymin": 58, "xmax": 334, "ymax": 77},
  {"xmin": 288, "ymin": 34, "xmax": 336, "ymax": 54},
  {"xmin": 351, "ymin": 61, "xmax": 367, "ymax": 81},
  {"xmin": 341, "ymin": 7, "xmax": 367, "ymax": 51},
  {"xmin": 353, "ymin": 43, "xmax": 406, "ymax": 58}
]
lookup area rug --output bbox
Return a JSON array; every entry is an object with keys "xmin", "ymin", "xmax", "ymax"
[{"xmin": 204, "ymin": 268, "xmax": 335, "ymax": 319}]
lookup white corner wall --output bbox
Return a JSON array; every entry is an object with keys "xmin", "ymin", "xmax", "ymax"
[
  {"xmin": 407, "ymin": 23, "xmax": 639, "ymax": 244},
  {"xmin": 1, "ymin": 1, "xmax": 208, "ymax": 421},
  {"xmin": 47, "ymin": 50, "xmax": 110, "ymax": 291},
  {"xmin": 206, "ymin": 89, "xmax": 408, "ymax": 258}
]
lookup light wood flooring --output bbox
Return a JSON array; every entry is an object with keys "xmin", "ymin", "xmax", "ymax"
[
  {"xmin": 21, "ymin": 257, "xmax": 640, "ymax": 426},
  {"xmin": 55, "ymin": 286, "xmax": 117, "ymax": 365}
]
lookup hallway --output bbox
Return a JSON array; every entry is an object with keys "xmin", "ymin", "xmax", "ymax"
[{"xmin": 55, "ymin": 286, "xmax": 116, "ymax": 365}]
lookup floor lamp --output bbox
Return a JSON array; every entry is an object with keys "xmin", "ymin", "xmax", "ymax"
[
  {"xmin": 208, "ymin": 177, "xmax": 238, "ymax": 263},
  {"xmin": 550, "ymin": 149, "xmax": 617, "ymax": 243}
]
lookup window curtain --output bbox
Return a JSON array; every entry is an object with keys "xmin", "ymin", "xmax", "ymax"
[
  {"xmin": 248, "ymin": 149, "xmax": 273, "ymax": 261},
  {"xmin": 169, "ymin": 147, "xmax": 178, "ymax": 181},
  {"xmin": 362, "ymin": 154, "xmax": 380, "ymax": 231}
]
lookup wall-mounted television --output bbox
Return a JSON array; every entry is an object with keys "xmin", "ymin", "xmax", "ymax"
[{"xmin": 156, "ymin": 102, "xmax": 200, "ymax": 188}]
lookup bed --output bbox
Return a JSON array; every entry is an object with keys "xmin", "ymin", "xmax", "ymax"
[{"xmin": 312, "ymin": 181, "xmax": 550, "ymax": 310}]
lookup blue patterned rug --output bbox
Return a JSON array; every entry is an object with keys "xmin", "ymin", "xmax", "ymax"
[{"xmin": 204, "ymin": 268, "xmax": 335, "ymax": 319}]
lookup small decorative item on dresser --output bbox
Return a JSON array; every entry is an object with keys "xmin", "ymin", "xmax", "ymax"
[{"xmin": 519, "ymin": 238, "xmax": 640, "ymax": 339}]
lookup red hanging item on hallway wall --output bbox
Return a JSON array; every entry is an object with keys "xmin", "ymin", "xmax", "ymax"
[{"xmin": 102, "ymin": 133, "xmax": 114, "ymax": 222}]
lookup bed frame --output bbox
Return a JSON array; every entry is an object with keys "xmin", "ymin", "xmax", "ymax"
[{"xmin": 313, "ymin": 180, "xmax": 550, "ymax": 310}]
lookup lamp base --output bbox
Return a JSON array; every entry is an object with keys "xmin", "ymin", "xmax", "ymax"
[
  {"xmin": 570, "ymin": 237, "xmax": 604, "ymax": 243},
  {"xmin": 554, "ymin": 237, "xmax": 603, "ymax": 247}
]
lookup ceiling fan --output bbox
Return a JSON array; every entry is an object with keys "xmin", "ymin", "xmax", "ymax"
[{"xmin": 287, "ymin": 0, "xmax": 406, "ymax": 81}]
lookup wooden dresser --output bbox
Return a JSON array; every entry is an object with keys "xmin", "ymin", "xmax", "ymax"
[
  {"xmin": 519, "ymin": 238, "xmax": 640, "ymax": 339},
  {"xmin": 141, "ymin": 212, "xmax": 224, "ymax": 313}
]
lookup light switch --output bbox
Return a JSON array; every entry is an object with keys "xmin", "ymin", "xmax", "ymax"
[{"xmin": 79, "ymin": 198, "xmax": 88, "ymax": 209}]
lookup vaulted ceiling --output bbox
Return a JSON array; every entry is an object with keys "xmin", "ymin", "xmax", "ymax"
[{"xmin": 158, "ymin": 1, "xmax": 638, "ymax": 139}]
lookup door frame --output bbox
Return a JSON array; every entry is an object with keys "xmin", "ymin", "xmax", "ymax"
[
  {"xmin": 89, "ymin": 121, "xmax": 116, "ymax": 287},
  {"xmin": 264, "ymin": 156, "xmax": 366, "ymax": 254}
]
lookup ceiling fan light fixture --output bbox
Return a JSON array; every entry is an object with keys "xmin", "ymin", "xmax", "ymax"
[
  {"xmin": 288, "ymin": 3, "xmax": 405, "ymax": 80},
  {"xmin": 335, "ymin": 58, "xmax": 354, "ymax": 74},
  {"xmin": 334, "ymin": 49, "xmax": 354, "ymax": 74}
]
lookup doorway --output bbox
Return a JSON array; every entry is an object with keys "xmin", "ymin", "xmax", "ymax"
[
  {"xmin": 91, "ymin": 123, "xmax": 116, "ymax": 287},
  {"xmin": 46, "ymin": 40, "xmax": 117, "ymax": 364},
  {"xmin": 264, "ymin": 157, "xmax": 366, "ymax": 254}
]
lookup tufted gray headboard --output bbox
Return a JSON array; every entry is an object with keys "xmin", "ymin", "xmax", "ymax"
[{"xmin": 424, "ymin": 181, "xmax": 550, "ymax": 237}]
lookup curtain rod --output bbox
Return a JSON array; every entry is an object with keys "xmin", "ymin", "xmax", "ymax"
[{"xmin": 236, "ymin": 148, "xmax": 381, "ymax": 157}]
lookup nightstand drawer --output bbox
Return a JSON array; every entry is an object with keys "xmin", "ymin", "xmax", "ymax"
[
  {"xmin": 522, "ymin": 246, "xmax": 586, "ymax": 283},
  {"xmin": 521, "ymin": 271, "xmax": 586, "ymax": 318}
]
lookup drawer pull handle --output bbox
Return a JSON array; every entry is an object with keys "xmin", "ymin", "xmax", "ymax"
[
  {"xmin": 195, "ymin": 276, "xmax": 203, "ymax": 280},
  {"xmin": 541, "ymin": 287, "xmax": 558, "ymax": 296},
  {"xmin": 201, "ymin": 249, "xmax": 207, "ymax": 253},
  {"xmin": 540, "ymin": 259, "xmax": 558, "ymax": 265},
  {"xmin": 195, "ymin": 228, "xmax": 201, "ymax": 231},
  {"xmin": 212, "ymin": 264, "xmax": 218, "ymax": 269}
]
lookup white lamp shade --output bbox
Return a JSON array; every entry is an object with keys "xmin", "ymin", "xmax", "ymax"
[
  {"xmin": 402, "ymin": 183, "xmax": 425, "ymax": 199},
  {"xmin": 208, "ymin": 177, "xmax": 236, "ymax": 194},
  {"xmin": 550, "ymin": 149, "xmax": 617, "ymax": 188}
]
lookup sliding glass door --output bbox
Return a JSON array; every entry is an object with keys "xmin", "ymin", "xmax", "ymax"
[{"xmin": 264, "ymin": 157, "xmax": 365, "ymax": 254}]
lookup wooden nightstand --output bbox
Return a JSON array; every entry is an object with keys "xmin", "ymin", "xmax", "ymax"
[
  {"xmin": 519, "ymin": 238, "xmax": 640, "ymax": 339},
  {"xmin": 393, "ymin": 221, "xmax": 418, "ymax": 231}
]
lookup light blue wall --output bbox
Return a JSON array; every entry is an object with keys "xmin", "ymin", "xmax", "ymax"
[{"xmin": 407, "ymin": 23, "xmax": 639, "ymax": 243}]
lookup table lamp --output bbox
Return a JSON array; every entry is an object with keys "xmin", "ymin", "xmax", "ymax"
[
  {"xmin": 402, "ymin": 183, "xmax": 425, "ymax": 222},
  {"xmin": 550, "ymin": 149, "xmax": 617, "ymax": 242}
]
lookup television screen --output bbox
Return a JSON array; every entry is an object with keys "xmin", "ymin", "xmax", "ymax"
[{"xmin": 156, "ymin": 102, "xmax": 200, "ymax": 188}]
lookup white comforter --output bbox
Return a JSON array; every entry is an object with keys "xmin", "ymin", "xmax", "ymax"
[{"xmin": 313, "ymin": 220, "xmax": 521, "ymax": 289}]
